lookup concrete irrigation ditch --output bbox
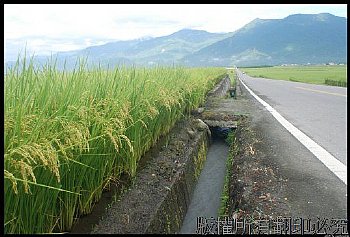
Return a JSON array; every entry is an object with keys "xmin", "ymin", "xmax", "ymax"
[{"xmin": 71, "ymin": 74, "xmax": 241, "ymax": 234}]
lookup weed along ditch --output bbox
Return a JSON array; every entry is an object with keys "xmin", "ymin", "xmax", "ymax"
[{"xmin": 70, "ymin": 73, "xmax": 241, "ymax": 234}]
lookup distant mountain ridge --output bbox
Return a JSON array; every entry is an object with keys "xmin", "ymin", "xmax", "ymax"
[
  {"xmin": 183, "ymin": 13, "xmax": 347, "ymax": 66},
  {"xmin": 5, "ymin": 13, "xmax": 347, "ymax": 69}
]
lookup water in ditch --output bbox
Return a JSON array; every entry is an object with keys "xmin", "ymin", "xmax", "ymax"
[{"xmin": 180, "ymin": 137, "xmax": 230, "ymax": 234}]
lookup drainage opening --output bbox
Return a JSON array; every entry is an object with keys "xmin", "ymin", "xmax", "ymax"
[
  {"xmin": 210, "ymin": 126, "xmax": 234, "ymax": 141},
  {"xmin": 204, "ymin": 120, "xmax": 237, "ymax": 141}
]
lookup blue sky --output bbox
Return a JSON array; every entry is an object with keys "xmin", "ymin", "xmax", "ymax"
[{"xmin": 4, "ymin": 4, "xmax": 347, "ymax": 61}]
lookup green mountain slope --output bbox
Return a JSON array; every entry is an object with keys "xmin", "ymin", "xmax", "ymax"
[{"xmin": 183, "ymin": 13, "xmax": 347, "ymax": 66}]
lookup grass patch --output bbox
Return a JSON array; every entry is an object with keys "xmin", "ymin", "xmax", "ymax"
[
  {"xmin": 227, "ymin": 68, "xmax": 236, "ymax": 87},
  {"xmin": 218, "ymin": 129, "xmax": 238, "ymax": 217},
  {"xmin": 226, "ymin": 68, "xmax": 237, "ymax": 99},
  {"xmin": 324, "ymin": 79, "xmax": 347, "ymax": 87}
]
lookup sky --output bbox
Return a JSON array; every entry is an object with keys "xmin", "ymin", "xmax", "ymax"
[{"xmin": 4, "ymin": 4, "xmax": 347, "ymax": 61}]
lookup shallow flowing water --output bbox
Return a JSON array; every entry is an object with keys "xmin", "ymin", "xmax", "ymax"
[{"xmin": 180, "ymin": 139, "xmax": 229, "ymax": 234}]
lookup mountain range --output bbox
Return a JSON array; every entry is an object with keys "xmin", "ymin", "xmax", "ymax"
[
  {"xmin": 5, "ymin": 13, "xmax": 347, "ymax": 69},
  {"xmin": 184, "ymin": 13, "xmax": 347, "ymax": 66}
]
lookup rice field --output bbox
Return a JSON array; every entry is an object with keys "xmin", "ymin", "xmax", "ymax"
[
  {"xmin": 4, "ymin": 57, "xmax": 226, "ymax": 234},
  {"xmin": 240, "ymin": 65, "xmax": 347, "ymax": 86}
]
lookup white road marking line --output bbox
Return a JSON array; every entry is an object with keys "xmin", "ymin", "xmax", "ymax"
[
  {"xmin": 295, "ymin": 86, "xmax": 347, "ymax": 97},
  {"xmin": 238, "ymin": 73, "xmax": 347, "ymax": 185}
]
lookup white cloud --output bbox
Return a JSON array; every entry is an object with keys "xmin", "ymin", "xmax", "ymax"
[{"xmin": 4, "ymin": 4, "xmax": 347, "ymax": 60}]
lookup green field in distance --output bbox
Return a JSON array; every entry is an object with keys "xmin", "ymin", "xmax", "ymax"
[{"xmin": 240, "ymin": 65, "xmax": 347, "ymax": 86}]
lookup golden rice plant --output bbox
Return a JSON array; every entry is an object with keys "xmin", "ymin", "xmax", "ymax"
[{"xmin": 4, "ymin": 55, "xmax": 226, "ymax": 233}]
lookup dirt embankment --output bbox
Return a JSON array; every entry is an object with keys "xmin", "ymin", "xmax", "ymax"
[
  {"xmin": 91, "ymin": 118, "xmax": 211, "ymax": 234},
  {"xmin": 227, "ymin": 117, "xmax": 292, "ymax": 220}
]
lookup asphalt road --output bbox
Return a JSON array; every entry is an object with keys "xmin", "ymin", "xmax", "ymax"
[
  {"xmin": 234, "ymin": 68, "xmax": 347, "ymax": 219},
  {"xmin": 238, "ymin": 69, "xmax": 347, "ymax": 166}
]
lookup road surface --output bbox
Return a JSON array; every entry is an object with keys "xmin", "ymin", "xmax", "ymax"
[{"xmin": 238, "ymin": 69, "xmax": 347, "ymax": 166}]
